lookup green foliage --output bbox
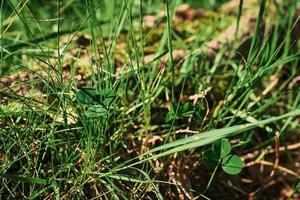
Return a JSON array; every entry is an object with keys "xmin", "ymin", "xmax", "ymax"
[
  {"xmin": 1, "ymin": 0, "xmax": 299, "ymax": 199},
  {"xmin": 76, "ymin": 87, "xmax": 116, "ymax": 106},
  {"xmin": 76, "ymin": 87, "xmax": 97, "ymax": 105},
  {"xmin": 76, "ymin": 87, "xmax": 115, "ymax": 118},
  {"xmin": 165, "ymin": 101, "xmax": 194, "ymax": 123},
  {"xmin": 101, "ymin": 88, "xmax": 116, "ymax": 107},
  {"xmin": 84, "ymin": 105, "xmax": 107, "ymax": 118},
  {"xmin": 221, "ymin": 154, "xmax": 244, "ymax": 175},
  {"xmin": 202, "ymin": 150, "xmax": 219, "ymax": 169},
  {"xmin": 202, "ymin": 138, "xmax": 244, "ymax": 175},
  {"xmin": 213, "ymin": 138, "xmax": 231, "ymax": 158}
]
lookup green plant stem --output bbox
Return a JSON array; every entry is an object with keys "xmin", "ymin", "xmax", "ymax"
[
  {"xmin": 166, "ymin": 0, "xmax": 175, "ymax": 102},
  {"xmin": 204, "ymin": 161, "xmax": 220, "ymax": 193}
]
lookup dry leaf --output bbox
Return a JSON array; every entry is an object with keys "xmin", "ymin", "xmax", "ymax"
[{"xmin": 175, "ymin": 4, "xmax": 204, "ymax": 21}]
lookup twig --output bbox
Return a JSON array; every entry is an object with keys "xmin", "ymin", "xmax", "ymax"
[{"xmin": 245, "ymin": 160, "xmax": 300, "ymax": 178}]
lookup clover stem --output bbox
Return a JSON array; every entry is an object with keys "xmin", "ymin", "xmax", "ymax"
[{"xmin": 204, "ymin": 160, "xmax": 221, "ymax": 193}]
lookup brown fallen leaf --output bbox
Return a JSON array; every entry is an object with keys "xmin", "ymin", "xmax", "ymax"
[
  {"xmin": 161, "ymin": 49, "xmax": 187, "ymax": 64},
  {"xmin": 143, "ymin": 15, "xmax": 157, "ymax": 27},
  {"xmin": 175, "ymin": 4, "xmax": 205, "ymax": 21}
]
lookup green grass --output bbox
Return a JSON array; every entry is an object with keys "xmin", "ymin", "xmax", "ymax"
[{"xmin": 1, "ymin": 0, "xmax": 300, "ymax": 199}]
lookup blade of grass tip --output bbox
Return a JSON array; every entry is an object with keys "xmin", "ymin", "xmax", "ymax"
[
  {"xmin": 283, "ymin": 0, "xmax": 296, "ymax": 57},
  {"xmin": 139, "ymin": 0, "xmax": 145, "ymax": 65},
  {"xmin": 107, "ymin": 1, "xmax": 127, "ymax": 56},
  {"xmin": 156, "ymin": 0, "xmax": 177, "ymax": 57},
  {"xmin": 104, "ymin": 0, "xmax": 115, "ymax": 39},
  {"xmin": 166, "ymin": 0, "xmax": 175, "ymax": 101},
  {"xmin": 235, "ymin": 0, "xmax": 243, "ymax": 39},
  {"xmin": 270, "ymin": 10, "xmax": 281, "ymax": 55},
  {"xmin": 247, "ymin": 0, "xmax": 266, "ymax": 66},
  {"xmin": 128, "ymin": 0, "xmax": 142, "ymax": 73}
]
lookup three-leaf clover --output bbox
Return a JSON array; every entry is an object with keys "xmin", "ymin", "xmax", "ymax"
[
  {"xmin": 76, "ymin": 87, "xmax": 116, "ymax": 118},
  {"xmin": 202, "ymin": 138, "xmax": 244, "ymax": 175}
]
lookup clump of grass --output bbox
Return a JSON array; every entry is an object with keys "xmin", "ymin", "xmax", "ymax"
[{"xmin": 0, "ymin": 0, "xmax": 300, "ymax": 199}]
